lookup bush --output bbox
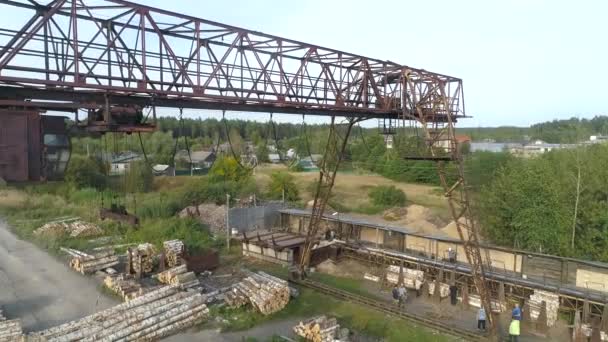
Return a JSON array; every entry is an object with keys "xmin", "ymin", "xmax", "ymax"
[
  {"xmin": 266, "ymin": 171, "xmax": 299, "ymax": 202},
  {"xmin": 125, "ymin": 161, "xmax": 153, "ymax": 193},
  {"xmin": 368, "ymin": 185, "xmax": 406, "ymax": 207},
  {"xmin": 209, "ymin": 156, "xmax": 251, "ymax": 183},
  {"xmin": 64, "ymin": 156, "xmax": 106, "ymax": 189}
]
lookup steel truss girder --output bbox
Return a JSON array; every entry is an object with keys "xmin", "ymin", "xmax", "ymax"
[{"xmin": 0, "ymin": 0, "xmax": 464, "ymax": 119}]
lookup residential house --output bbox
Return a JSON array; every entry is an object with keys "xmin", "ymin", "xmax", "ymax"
[
  {"xmin": 268, "ymin": 153, "xmax": 281, "ymax": 163},
  {"xmin": 295, "ymin": 154, "xmax": 323, "ymax": 171},
  {"xmin": 176, "ymin": 150, "xmax": 216, "ymax": 170},
  {"xmin": 110, "ymin": 151, "xmax": 142, "ymax": 175}
]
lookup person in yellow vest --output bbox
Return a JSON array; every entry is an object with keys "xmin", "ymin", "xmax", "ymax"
[{"xmin": 509, "ymin": 319, "xmax": 520, "ymax": 342}]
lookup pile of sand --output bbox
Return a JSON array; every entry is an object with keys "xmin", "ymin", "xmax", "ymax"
[
  {"xmin": 179, "ymin": 203, "xmax": 226, "ymax": 234},
  {"xmin": 382, "ymin": 207, "xmax": 408, "ymax": 221},
  {"xmin": 440, "ymin": 218, "xmax": 470, "ymax": 240}
]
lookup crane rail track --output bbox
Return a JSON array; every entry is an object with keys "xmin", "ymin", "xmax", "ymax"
[{"xmin": 290, "ymin": 278, "xmax": 487, "ymax": 341}]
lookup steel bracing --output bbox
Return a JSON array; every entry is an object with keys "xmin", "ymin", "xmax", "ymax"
[{"xmin": 0, "ymin": 0, "xmax": 463, "ymax": 120}]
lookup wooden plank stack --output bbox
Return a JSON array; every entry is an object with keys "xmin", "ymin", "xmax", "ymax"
[
  {"xmin": 467, "ymin": 294, "xmax": 506, "ymax": 313},
  {"xmin": 427, "ymin": 280, "xmax": 450, "ymax": 298},
  {"xmin": 385, "ymin": 265, "xmax": 424, "ymax": 290},
  {"xmin": 226, "ymin": 271, "xmax": 290, "ymax": 315},
  {"xmin": 28, "ymin": 285, "xmax": 210, "ymax": 341},
  {"xmin": 0, "ymin": 308, "xmax": 24, "ymax": 342},
  {"xmin": 104, "ymin": 274, "xmax": 146, "ymax": 302},
  {"xmin": 34, "ymin": 219, "xmax": 102, "ymax": 238},
  {"xmin": 163, "ymin": 240, "xmax": 185, "ymax": 268},
  {"xmin": 130, "ymin": 243, "xmax": 156, "ymax": 275},
  {"xmin": 63, "ymin": 247, "xmax": 119, "ymax": 275},
  {"xmin": 529, "ymin": 290, "xmax": 560, "ymax": 327},
  {"xmin": 293, "ymin": 315, "xmax": 340, "ymax": 342}
]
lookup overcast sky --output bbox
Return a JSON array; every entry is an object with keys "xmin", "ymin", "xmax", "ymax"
[
  {"xmin": 4, "ymin": 0, "xmax": 608, "ymax": 127},
  {"xmin": 147, "ymin": 0, "xmax": 608, "ymax": 127}
]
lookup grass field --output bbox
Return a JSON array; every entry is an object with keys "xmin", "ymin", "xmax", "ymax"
[{"xmin": 255, "ymin": 164, "xmax": 450, "ymax": 221}]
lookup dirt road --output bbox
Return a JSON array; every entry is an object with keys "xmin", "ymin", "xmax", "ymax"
[{"xmin": 0, "ymin": 219, "xmax": 118, "ymax": 332}]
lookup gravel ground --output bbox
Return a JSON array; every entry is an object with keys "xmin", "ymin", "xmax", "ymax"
[{"xmin": 0, "ymin": 218, "xmax": 119, "ymax": 332}]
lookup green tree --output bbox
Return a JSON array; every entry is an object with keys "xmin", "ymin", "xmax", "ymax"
[
  {"xmin": 368, "ymin": 185, "xmax": 406, "ymax": 207},
  {"xmin": 256, "ymin": 143, "xmax": 270, "ymax": 163},
  {"xmin": 65, "ymin": 155, "xmax": 106, "ymax": 189},
  {"xmin": 267, "ymin": 171, "xmax": 299, "ymax": 202},
  {"xmin": 208, "ymin": 155, "xmax": 251, "ymax": 183}
]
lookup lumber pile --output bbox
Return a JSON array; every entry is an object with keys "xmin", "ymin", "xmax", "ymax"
[
  {"xmin": 467, "ymin": 294, "xmax": 506, "ymax": 313},
  {"xmin": 104, "ymin": 274, "xmax": 146, "ymax": 302},
  {"xmin": 0, "ymin": 308, "xmax": 24, "ymax": 342},
  {"xmin": 129, "ymin": 243, "xmax": 156, "ymax": 275},
  {"xmin": 157, "ymin": 264, "xmax": 199, "ymax": 290},
  {"xmin": 226, "ymin": 271, "xmax": 290, "ymax": 315},
  {"xmin": 163, "ymin": 240, "xmax": 185, "ymax": 268},
  {"xmin": 385, "ymin": 265, "xmax": 424, "ymax": 290},
  {"xmin": 293, "ymin": 315, "xmax": 340, "ymax": 342},
  {"xmin": 34, "ymin": 219, "xmax": 102, "ymax": 238},
  {"xmin": 157, "ymin": 264, "xmax": 188, "ymax": 284},
  {"xmin": 28, "ymin": 285, "xmax": 210, "ymax": 341},
  {"xmin": 428, "ymin": 280, "xmax": 450, "ymax": 298},
  {"xmin": 529, "ymin": 290, "xmax": 559, "ymax": 327},
  {"xmin": 63, "ymin": 247, "xmax": 119, "ymax": 274}
]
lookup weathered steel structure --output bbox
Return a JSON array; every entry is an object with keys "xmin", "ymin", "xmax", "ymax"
[{"xmin": 0, "ymin": 0, "xmax": 495, "ymax": 333}]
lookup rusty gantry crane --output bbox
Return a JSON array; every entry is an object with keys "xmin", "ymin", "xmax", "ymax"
[{"xmin": 0, "ymin": 0, "xmax": 495, "ymax": 335}]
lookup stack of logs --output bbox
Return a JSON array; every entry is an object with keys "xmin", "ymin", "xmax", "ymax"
[
  {"xmin": 129, "ymin": 243, "xmax": 156, "ymax": 276},
  {"xmin": 529, "ymin": 290, "xmax": 560, "ymax": 327},
  {"xmin": 427, "ymin": 280, "xmax": 450, "ymax": 298},
  {"xmin": 293, "ymin": 315, "xmax": 340, "ymax": 342},
  {"xmin": 104, "ymin": 273, "xmax": 148, "ymax": 302},
  {"xmin": 157, "ymin": 265, "xmax": 200, "ymax": 290},
  {"xmin": 0, "ymin": 308, "xmax": 24, "ymax": 342},
  {"xmin": 385, "ymin": 265, "xmax": 424, "ymax": 290},
  {"xmin": 27, "ymin": 285, "xmax": 209, "ymax": 341},
  {"xmin": 62, "ymin": 247, "xmax": 119, "ymax": 274},
  {"xmin": 467, "ymin": 294, "xmax": 506, "ymax": 313},
  {"xmin": 225, "ymin": 271, "xmax": 290, "ymax": 315},
  {"xmin": 163, "ymin": 240, "xmax": 185, "ymax": 268},
  {"xmin": 34, "ymin": 219, "xmax": 102, "ymax": 238}
]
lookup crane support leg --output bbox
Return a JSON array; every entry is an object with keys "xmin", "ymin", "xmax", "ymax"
[{"xmin": 297, "ymin": 117, "xmax": 358, "ymax": 273}]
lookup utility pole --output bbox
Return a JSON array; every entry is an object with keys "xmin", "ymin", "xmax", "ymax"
[
  {"xmin": 226, "ymin": 194, "xmax": 231, "ymax": 251},
  {"xmin": 282, "ymin": 187, "xmax": 285, "ymax": 206}
]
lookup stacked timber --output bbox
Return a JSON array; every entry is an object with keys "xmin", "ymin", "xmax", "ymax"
[
  {"xmin": 130, "ymin": 243, "xmax": 156, "ymax": 275},
  {"xmin": 157, "ymin": 264, "xmax": 188, "ymax": 284},
  {"xmin": 529, "ymin": 290, "xmax": 559, "ymax": 327},
  {"xmin": 385, "ymin": 265, "xmax": 424, "ymax": 290},
  {"xmin": 104, "ymin": 274, "xmax": 146, "ymax": 302},
  {"xmin": 63, "ymin": 247, "xmax": 119, "ymax": 274},
  {"xmin": 293, "ymin": 315, "xmax": 340, "ymax": 342},
  {"xmin": 467, "ymin": 294, "xmax": 506, "ymax": 313},
  {"xmin": 224, "ymin": 288, "xmax": 249, "ymax": 308},
  {"xmin": 226, "ymin": 271, "xmax": 290, "ymax": 315},
  {"xmin": 157, "ymin": 264, "xmax": 199, "ymax": 290},
  {"xmin": 427, "ymin": 280, "xmax": 450, "ymax": 298},
  {"xmin": 170, "ymin": 272, "xmax": 200, "ymax": 290},
  {"xmin": 163, "ymin": 240, "xmax": 185, "ymax": 268},
  {"xmin": 34, "ymin": 219, "xmax": 102, "ymax": 238},
  {"xmin": 0, "ymin": 308, "xmax": 24, "ymax": 342},
  {"xmin": 28, "ymin": 285, "xmax": 210, "ymax": 341}
]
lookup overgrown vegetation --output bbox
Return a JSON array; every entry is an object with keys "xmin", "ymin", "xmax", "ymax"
[
  {"xmin": 266, "ymin": 171, "xmax": 299, "ymax": 202},
  {"xmin": 368, "ymin": 185, "xmax": 406, "ymax": 207},
  {"xmin": 64, "ymin": 155, "xmax": 106, "ymax": 189}
]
